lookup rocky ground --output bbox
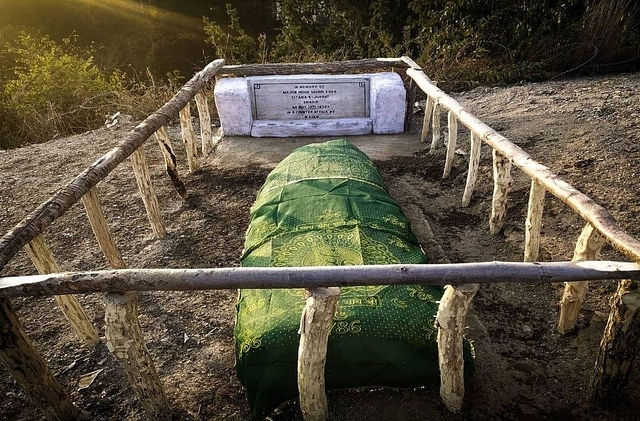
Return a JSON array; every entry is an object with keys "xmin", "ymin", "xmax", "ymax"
[{"xmin": 1, "ymin": 72, "xmax": 639, "ymax": 420}]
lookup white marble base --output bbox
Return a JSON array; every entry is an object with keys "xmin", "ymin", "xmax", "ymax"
[
  {"xmin": 214, "ymin": 78, "xmax": 252, "ymax": 136},
  {"xmin": 214, "ymin": 72, "xmax": 405, "ymax": 137},
  {"xmin": 251, "ymin": 118, "xmax": 373, "ymax": 137},
  {"xmin": 370, "ymin": 73, "xmax": 406, "ymax": 134}
]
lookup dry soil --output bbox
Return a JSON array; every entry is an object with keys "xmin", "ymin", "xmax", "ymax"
[{"xmin": 1, "ymin": 72, "xmax": 639, "ymax": 420}]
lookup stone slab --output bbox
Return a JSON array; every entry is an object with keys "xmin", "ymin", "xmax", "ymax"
[
  {"xmin": 251, "ymin": 118, "xmax": 372, "ymax": 137},
  {"xmin": 214, "ymin": 77, "xmax": 252, "ymax": 136},
  {"xmin": 214, "ymin": 72, "xmax": 405, "ymax": 137},
  {"xmin": 370, "ymin": 73, "xmax": 406, "ymax": 134},
  {"xmin": 249, "ymin": 76, "xmax": 370, "ymax": 120}
]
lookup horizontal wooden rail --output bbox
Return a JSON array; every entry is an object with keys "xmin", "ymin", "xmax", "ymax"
[
  {"xmin": 218, "ymin": 57, "xmax": 406, "ymax": 77},
  {"xmin": 1, "ymin": 261, "xmax": 639, "ymax": 297},
  {"xmin": 0, "ymin": 59, "xmax": 225, "ymax": 273},
  {"xmin": 406, "ymin": 68, "xmax": 640, "ymax": 263}
]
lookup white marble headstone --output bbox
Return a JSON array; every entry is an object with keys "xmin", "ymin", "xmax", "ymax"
[{"xmin": 214, "ymin": 72, "xmax": 405, "ymax": 137}]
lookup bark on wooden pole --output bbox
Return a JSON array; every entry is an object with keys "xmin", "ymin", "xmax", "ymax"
[
  {"xmin": 589, "ymin": 279, "xmax": 640, "ymax": 405},
  {"xmin": 194, "ymin": 91, "xmax": 213, "ymax": 157},
  {"xmin": 524, "ymin": 180, "xmax": 546, "ymax": 262},
  {"xmin": 24, "ymin": 235, "xmax": 100, "ymax": 346},
  {"xmin": 219, "ymin": 57, "xmax": 405, "ymax": 77},
  {"xmin": 105, "ymin": 291, "xmax": 171, "ymax": 420},
  {"xmin": 154, "ymin": 126, "xmax": 187, "ymax": 199},
  {"xmin": 3, "ymin": 261, "xmax": 640, "ymax": 297},
  {"xmin": 403, "ymin": 75, "xmax": 418, "ymax": 132},
  {"xmin": 179, "ymin": 105, "xmax": 200, "ymax": 173},
  {"xmin": 430, "ymin": 102, "xmax": 442, "ymax": 151},
  {"xmin": 420, "ymin": 96, "xmax": 435, "ymax": 144},
  {"xmin": 443, "ymin": 111, "xmax": 458, "ymax": 179},
  {"xmin": 405, "ymin": 67, "xmax": 640, "ymax": 264},
  {"xmin": 0, "ymin": 59, "xmax": 224, "ymax": 273},
  {"xmin": 297, "ymin": 287, "xmax": 340, "ymax": 421},
  {"xmin": 81, "ymin": 187, "xmax": 126, "ymax": 269},
  {"xmin": 0, "ymin": 297, "xmax": 79, "ymax": 421},
  {"xmin": 436, "ymin": 283, "xmax": 479, "ymax": 412},
  {"xmin": 129, "ymin": 147, "xmax": 166, "ymax": 238},
  {"xmin": 489, "ymin": 150, "xmax": 512, "ymax": 235},
  {"xmin": 399, "ymin": 57, "xmax": 422, "ymax": 133},
  {"xmin": 461, "ymin": 132, "xmax": 481, "ymax": 207},
  {"xmin": 557, "ymin": 224, "xmax": 606, "ymax": 334}
]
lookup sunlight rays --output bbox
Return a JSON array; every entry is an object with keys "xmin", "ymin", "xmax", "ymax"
[{"xmin": 73, "ymin": 0, "xmax": 204, "ymax": 35}]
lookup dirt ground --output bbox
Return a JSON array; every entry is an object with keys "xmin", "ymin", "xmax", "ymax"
[{"xmin": 1, "ymin": 72, "xmax": 640, "ymax": 420}]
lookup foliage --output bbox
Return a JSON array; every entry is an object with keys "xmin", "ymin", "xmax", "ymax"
[
  {"xmin": 203, "ymin": 4, "xmax": 263, "ymax": 64},
  {"xmin": 113, "ymin": 69, "xmax": 187, "ymax": 121},
  {"xmin": 2, "ymin": 1, "xmax": 639, "ymax": 149},
  {"xmin": 1, "ymin": 33, "xmax": 124, "ymax": 147},
  {"xmin": 264, "ymin": 0, "xmax": 639, "ymax": 88},
  {"xmin": 579, "ymin": 0, "xmax": 640, "ymax": 71}
]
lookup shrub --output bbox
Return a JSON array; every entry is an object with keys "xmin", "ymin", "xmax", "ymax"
[
  {"xmin": 203, "ymin": 4, "xmax": 264, "ymax": 64},
  {"xmin": 1, "ymin": 32, "xmax": 123, "ymax": 147}
]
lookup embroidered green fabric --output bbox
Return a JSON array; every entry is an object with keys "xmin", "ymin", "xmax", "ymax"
[{"xmin": 236, "ymin": 139, "xmax": 474, "ymax": 418}]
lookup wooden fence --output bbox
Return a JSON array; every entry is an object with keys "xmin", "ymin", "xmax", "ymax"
[{"xmin": 1, "ymin": 57, "xmax": 640, "ymax": 421}]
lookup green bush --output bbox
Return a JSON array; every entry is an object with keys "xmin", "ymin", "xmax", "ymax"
[
  {"xmin": 112, "ymin": 69, "xmax": 187, "ymax": 121},
  {"xmin": 203, "ymin": 4, "xmax": 265, "ymax": 64},
  {"xmin": 1, "ymin": 32, "xmax": 124, "ymax": 147},
  {"xmin": 246, "ymin": 0, "xmax": 639, "ymax": 88}
]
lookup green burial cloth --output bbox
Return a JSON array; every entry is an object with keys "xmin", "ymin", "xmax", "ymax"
[{"xmin": 236, "ymin": 139, "xmax": 474, "ymax": 418}]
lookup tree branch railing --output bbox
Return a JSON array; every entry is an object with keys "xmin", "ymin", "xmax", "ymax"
[
  {"xmin": 405, "ymin": 67, "xmax": 640, "ymax": 264},
  {"xmin": 2, "ymin": 261, "xmax": 640, "ymax": 298},
  {"xmin": 2, "ymin": 57, "xmax": 640, "ymax": 421},
  {"xmin": 405, "ymin": 63, "xmax": 640, "ymax": 410}
]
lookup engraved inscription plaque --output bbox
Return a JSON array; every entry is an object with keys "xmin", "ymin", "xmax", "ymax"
[{"xmin": 250, "ymin": 77, "xmax": 370, "ymax": 120}]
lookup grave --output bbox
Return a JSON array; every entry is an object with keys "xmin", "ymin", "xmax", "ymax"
[{"xmin": 214, "ymin": 73, "xmax": 406, "ymax": 137}]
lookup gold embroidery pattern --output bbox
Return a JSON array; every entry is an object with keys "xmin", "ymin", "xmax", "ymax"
[
  {"xmin": 244, "ymin": 297, "xmax": 267, "ymax": 314},
  {"xmin": 272, "ymin": 229, "xmax": 364, "ymax": 267},
  {"xmin": 333, "ymin": 307, "xmax": 349, "ymax": 321},
  {"xmin": 407, "ymin": 285, "xmax": 436, "ymax": 301},
  {"xmin": 330, "ymin": 320, "xmax": 362, "ymax": 335},
  {"xmin": 383, "ymin": 214, "xmax": 405, "ymax": 228},
  {"xmin": 360, "ymin": 231, "xmax": 401, "ymax": 265},
  {"xmin": 237, "ymin": 332, "xmax": 263, "ymax": 353},
  {"xmin": 391, "ymin": 297, "xmax": 407, "ymax": 309},
  {"xmin": 422, "ymin": 323, "xmax": 436, "ymax": 341},
  {"xmin": 319, "ymin": 209, "xmax": 342, "ymax": 221},
  {"xmin": 388, "ymin": 236, "xmax": 411, "ymax": 252}
]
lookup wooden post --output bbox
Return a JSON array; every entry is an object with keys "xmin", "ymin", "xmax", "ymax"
[
  {"xmin": 297, "ymin": 287, "xmax": 340, "ymax": 421},
  {"xmin": 489, "ymin": 150, "xmax": 512, "ymax": 234},
  {"xmin": 179, "ymin": 105, "xmax": 200, "ymax": 173},
  {"xmin": 105, "ymin": 291, "xmax": 171, "ymax": 420},
  {"xmin": 461, "ymin": 132, "xmax": 481, "ymax": 207},
  {"xmin": 430, "ymin": 102, "xmax": 442, "ymax": 151},
  {"xmin": 524, "ymin": 180, "xmax": 546, "ymax": 262},
  {"xmin": 558, "ymin": 224, "xmax": 606, "ymax": 334},
  {"xmin": 154, "ymin": 127, "xmax": 187, "ymax": 199},
  {"xmin": 211, "ymin": 127, "xmax": 223, "ymax": 151},
  {"xmin": 590, "ymin": 279, "xmax": 640, "ymax": 405},
  {"xmin": 194, "ymin": 91, "xmax": 213, "ymax": 157},
  {"xmin": 420, "ymin": 96, "xmax": 434, "ymax": 143},
  {"xmin": 443, "ymin": 111, "xmax": 458, "ymax": 179},
  {"xmin": 24, "ymin": 235, "xmax": 100, "ymax": 346},
  {"xmin": 0, "ymin": 297, "xmax": 79, "ymax": 421},
  {"xmin": 436, "ymin": 283, "xmax": 479, "ymax": 412},
  {"xmin": 82, "ymin": 187, "xmax": 126, "ymax": 269},
  {"xmin": 0, "ymin": 59, "xmax": 225, "ymax": 274},
  {"xmin": 400, "ymin": 56, "xmax": 421, "ymax": 132},
  {"xmin": 130, "ymin": 147, "xmax": 166, "ymax": 238},
  {"xmin": 404, "ymin": 76, "xmax": 417, "ymax": 132}
]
